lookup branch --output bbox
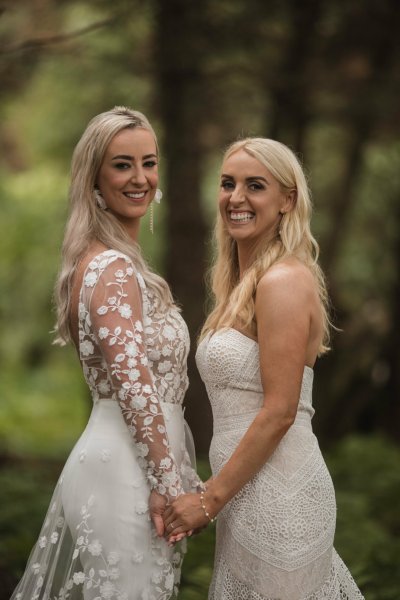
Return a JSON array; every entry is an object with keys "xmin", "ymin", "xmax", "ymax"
[{"xmin": 1, "ymin": 16, "xmax": 118, "ymax": 55}]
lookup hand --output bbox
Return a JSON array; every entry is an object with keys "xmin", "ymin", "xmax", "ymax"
[
  {"xmin": 149, "ymin": 490, "xmax": 167, "ymax": 537},
  {"xmin": 163, "ymin": 493, "xmax": 209, "ymax": 538}
]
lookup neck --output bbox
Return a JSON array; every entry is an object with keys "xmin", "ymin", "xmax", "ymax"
[
  {"xmin": 237, "ymin": 232, "xmax": 281, "ymax": 278},
  {"xmin": 119, "ymin": 217, "xmax": 141, "ymax": 242}
]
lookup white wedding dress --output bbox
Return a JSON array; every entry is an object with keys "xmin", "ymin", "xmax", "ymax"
[
  {"xmin": 196, "ymin": 328, "xmax": 365, "ymax": 600},
  {"xmin": 11, "ymin": 250, "xmax": 200, "ymax": 600}
]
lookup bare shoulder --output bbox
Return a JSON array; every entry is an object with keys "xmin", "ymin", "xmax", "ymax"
[{"xmin": 257, "ymin": 257, "xmax": 316, "ymax": 301}]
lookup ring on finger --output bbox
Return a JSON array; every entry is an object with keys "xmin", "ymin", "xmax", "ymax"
[{"xmin": 168, "ymin": 522, "xmax": 174, "ymax": 530}]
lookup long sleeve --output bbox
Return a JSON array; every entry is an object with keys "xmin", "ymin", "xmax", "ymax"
[{"xmin": 85, "ymin": 255, "xmax": 183, "ymax": 500}]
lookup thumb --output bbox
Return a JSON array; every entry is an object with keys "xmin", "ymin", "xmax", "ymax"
[{"xmin": 151, "ymin": 511, "xmax": 165, "ymax": 537}]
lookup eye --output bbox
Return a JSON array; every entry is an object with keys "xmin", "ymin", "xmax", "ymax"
[
  {"xmin": 143, "ymin": 159, "xmax": 157, "ymax": 168},
  {"xmin": 221, "ymin": 180, "xmax": 234, "ymax": 191},
  {"xmin": 114, "ymin": 162, "xmax": 131, "ymax": 170},
  {"xmin": 248, "ymin": 181, "xmax": 264, "ymax": 191}
]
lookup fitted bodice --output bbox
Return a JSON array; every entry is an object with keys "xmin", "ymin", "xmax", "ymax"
[
  {"xmin": 79, "ymin": 250, "xmax": 190, "ymax": 406},
  {"xmin": 76, "ymin": 249, "xmax": 192, "ymax": 499},
  {"xmin": 196, "ymin": 328, "xmax": 315, "ymax": 425}
]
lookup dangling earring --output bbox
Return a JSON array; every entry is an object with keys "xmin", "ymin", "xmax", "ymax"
[
  {"xmin": 94, "ymin": 188, "xmax": 107, "ymax": 210},
  {"xmin": 150, "ymin": 203, "xmax": 154, "ymax": 234},
  {"xmin": 150, "ymin": 189, "xmax": 162, "ymax": 233},
  {"xmin": 154, "ymin": 188, "xmax": 162, "ymax": 204},
  {"xmin": 278, "ymin": 211, "xmax": 285, "ymax": 237}
]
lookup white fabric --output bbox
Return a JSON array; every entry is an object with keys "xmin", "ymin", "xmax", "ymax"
[
  {"xmin": 196, "ymin": 328, "xmax": 365, "ymax": 600},
  {"xmin": 12, "ymin": 250, "xmax": 201, "ymax": 600}
]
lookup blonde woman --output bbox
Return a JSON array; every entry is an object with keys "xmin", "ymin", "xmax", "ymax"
[
  {"xmin": 11, "ymin": 107, "xmax": 201, "ymax": 600},
  {"xmin": 164, "ymin": 138, "xmax": 364, "ymax": 599}
]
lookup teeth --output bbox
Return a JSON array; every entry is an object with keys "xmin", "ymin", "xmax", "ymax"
[
  {"xmin": 230, "ymin": 212, "xmax": 254, "ymax": 223},
  {"xmin": 125, "ymin": 192, "xmax": 146, "ymax": 199}
]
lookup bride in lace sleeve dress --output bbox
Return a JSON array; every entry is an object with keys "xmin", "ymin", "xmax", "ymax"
[
  {"xmin": 10, "ymin": 107, "xmax": 202, "ymax": 600},
  {"xmin": 164, "ymin": 138, "xmax": 365, "ymax": 599}
]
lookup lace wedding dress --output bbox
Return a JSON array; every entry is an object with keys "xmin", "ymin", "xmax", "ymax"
[
  {"xmin": 196, "ymin": 328, "xmax": 365, "ymax": 600},
  {"xmin": 12, "ymin": 250, "xmax": 201, "ymax": 600}
]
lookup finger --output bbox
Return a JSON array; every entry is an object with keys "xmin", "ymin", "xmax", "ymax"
[
  {"xmin": 167, "ymin": 533, "xmax": 185, "ymax": 545},
  {"xmin": 167, "ymin": 530, "xmax": 187, "ymax": 544},
  {"xmin": 171, "ymin": 532, "xmax": 187, "ymax": 543},
  {"xmin": 163, "ymin": 506, "xmax": 174, "ymax": 521},
  {"xmin": 164, "ymin": 513, "xmax": 177, "ymax": 531},
  {"xmin": 151, "ymin": 512, "xmax": 165, "ymax": 537},
  {"xmin": 168, "ymin": 524, "xmax": 188, "ymax": 537}
]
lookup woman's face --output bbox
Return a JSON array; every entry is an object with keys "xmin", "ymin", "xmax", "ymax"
[
  {"xmin": 218, "ymin": 149, "xmax": 292, "ymax": 246},
  {"xmin": 96, "ymin": 127, "xmax": 158, "ymax": 231}
]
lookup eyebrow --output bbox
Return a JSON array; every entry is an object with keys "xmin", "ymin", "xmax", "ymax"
[
  {"xmin": 221, "ymin": 174, "xmax": 269, "ymax": 184},
  {"xmin": 111, "ymin": 153, "xmax": 158, "ymax": 160}
]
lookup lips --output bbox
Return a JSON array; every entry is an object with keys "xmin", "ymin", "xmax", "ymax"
[{"xmin": 123, "ymin": 191, "xmax": 147, "ymax": 200}]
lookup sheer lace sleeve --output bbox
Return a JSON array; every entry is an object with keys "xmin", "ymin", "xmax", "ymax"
[{"xmin": 86, "ymin": 255, "xmax": 183, "ymax": 500}]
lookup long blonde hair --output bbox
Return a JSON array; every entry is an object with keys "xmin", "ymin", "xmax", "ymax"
[
  {"xmin": 201, "ymin": 137, "xmax": 331, "ymax": 354},
  {"xmin": 54, "ymin": 106, "xmax": 173, "ymax": 345}
]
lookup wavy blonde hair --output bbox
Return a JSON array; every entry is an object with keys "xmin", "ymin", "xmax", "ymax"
[
  {"xmin": 54, "ymin": 106, "xmax": 174, "ymax": 345},
  {"xmin": 201, "ymin": 137, "xmax": 331, "ymax": 354}
]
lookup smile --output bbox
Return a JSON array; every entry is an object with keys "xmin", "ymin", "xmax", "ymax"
[
  {"xmin": 123, "ymin": 191, "xmax": 147, "ymax": 199},
  {"xmin": 229, "ymin": 211, "xmax": 255, "ymax": 223}
]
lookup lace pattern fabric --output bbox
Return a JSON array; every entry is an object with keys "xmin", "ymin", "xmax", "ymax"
[
  {"xmin": 12, "ymin": 250, "xmax": 201, "ymax": 600},
  {"xmin": 196, "ymin": 328, "xmax": 364, "ymax": 599},
  {"xmin": 80, "ymin": 250, "xmax": 189, "ymax": 498}
]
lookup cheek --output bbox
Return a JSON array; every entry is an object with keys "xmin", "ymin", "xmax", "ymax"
[
  {"xmin": 149, "ymin": 172, "xmax": 158, "ymax": 188},
  {"xmin": 218, "ymin": 192, "xmax": 229, "ymax": 216},
  {"xmin": 98, "ymin": 169, "xmax": 125, "ymax": 190}
]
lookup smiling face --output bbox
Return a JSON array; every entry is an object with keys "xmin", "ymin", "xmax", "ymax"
[
  {"xmin": 96, "ymin": 127, "xmax": 158, "ymax": 236},
  {"xmin": 219, "ymin": 149, "xmax": 293, "ymax": 249}
]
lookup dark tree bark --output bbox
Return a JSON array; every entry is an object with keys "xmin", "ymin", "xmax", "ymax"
[
  {"xmin": 266, "ymin": 0, "xmax": 323, "ymax": 156},
  {"xmin": 376, "ymin": 200, "xmax": 400, "ymax": 442},
  {"xmin": 153, "ymin": 0, "xmax": 212, "ymax": 453},
  {"xmin": 321, "ymin": 0, "xmax": 400, "ymax": 275}
]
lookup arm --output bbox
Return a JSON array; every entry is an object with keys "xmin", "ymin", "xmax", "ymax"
[
  {"xmin": 88, "ymin": 257, "xmax": 183, "ymax": 504},
  {"xmin": 164, "ymin": 262, "xmax": 317, "ymax": 534}
]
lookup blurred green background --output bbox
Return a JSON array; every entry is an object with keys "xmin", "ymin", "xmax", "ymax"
[{"xmin": 1, "ymin": 0, "xmax": 400, "ymax": 598}]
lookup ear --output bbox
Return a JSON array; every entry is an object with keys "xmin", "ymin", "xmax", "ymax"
[{"xmin": 282, "ymin": 188, "xmax": 297, "ymax": 214}]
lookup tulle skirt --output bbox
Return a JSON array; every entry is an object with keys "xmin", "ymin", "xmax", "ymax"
[{"xmin": 11, "ymin": 399, "xmax": 195, "ymax": 600}]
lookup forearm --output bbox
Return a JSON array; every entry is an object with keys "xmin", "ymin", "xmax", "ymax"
[{"xmin": 206, "ymin": 404, "xmax": 295, "ymax": 514}]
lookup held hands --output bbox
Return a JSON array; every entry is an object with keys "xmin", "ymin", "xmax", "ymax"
[
  {"xmin": 149, "ymin": 490, "xmax": 199, "ymax": 545},
  {"xmin": 163, "ymin": 491, "xmax": 216, "ymax": 543},
  {"xmin": 149, "ymin": 490, "xmax": 168, "ymax": 537}
]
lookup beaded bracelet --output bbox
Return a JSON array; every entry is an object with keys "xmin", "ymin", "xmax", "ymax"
[{"xmin": 200, "ymin": 490, "xmax": 216, "ymax": 523}]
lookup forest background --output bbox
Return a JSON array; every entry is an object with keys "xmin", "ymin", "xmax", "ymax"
[{"xmin": 1, "ymin": 0, "xmax": 400, "ymax": 598}]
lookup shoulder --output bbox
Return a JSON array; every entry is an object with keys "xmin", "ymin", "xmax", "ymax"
[
  {"xmin": 256, "ymin": 257, "xmax": 317, "ymax": 314},
  {"xmin": 82, "ymin": 249, "xmax": 138, "ymax": 291}
]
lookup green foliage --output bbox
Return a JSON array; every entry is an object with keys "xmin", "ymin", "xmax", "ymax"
[
  {"xmin": 326, "ymin": 435, "xmax": 400, "ymax": 599},
  {"xmin": 0, "ymin": 464, "xmax": 59, "ymax": 585}
]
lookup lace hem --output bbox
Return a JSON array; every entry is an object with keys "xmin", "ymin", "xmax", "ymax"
[{"xmin": 209, "ymin": 548, "xmax": 365, "ymax": 600}]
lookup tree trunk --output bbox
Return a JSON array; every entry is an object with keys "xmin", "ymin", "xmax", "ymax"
[
  {"xmin": 266, "ymin": 0, "xmax": 323, "ymax": 156},
  {"xmin": 153, "ymin": 0, "xmax": 212, "ymax": 454}
]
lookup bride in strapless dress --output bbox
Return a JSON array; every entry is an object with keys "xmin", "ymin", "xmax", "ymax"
[{"xmin": 164, "ymin": 138, "xmax": 364, "ymax": 599}]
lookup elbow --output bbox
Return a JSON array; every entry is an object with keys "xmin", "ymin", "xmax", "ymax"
[
  {"xmin": 275, "ymin": 411, "xmax": 296, "ymax": 435},
  {"xmin": 281, "ymin": 411, "xmax": 296, "ymax": 432},
  {"xmin": 260, "ymin": 402, "xmax": 297, "ymax": 435}
]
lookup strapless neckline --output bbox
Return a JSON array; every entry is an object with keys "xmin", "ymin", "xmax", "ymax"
[{"xmin": 207, "ymin": 327, "xmax": 315, "ymax": 375}]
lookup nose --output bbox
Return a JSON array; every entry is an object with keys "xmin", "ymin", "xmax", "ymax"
[
  {"xmin": 130, "ymin": 166, "xmax": 146, "ymax": 187},
  {"xmin": 229, "ymin": 186, "xmax": 246, "ymax": 206}
]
